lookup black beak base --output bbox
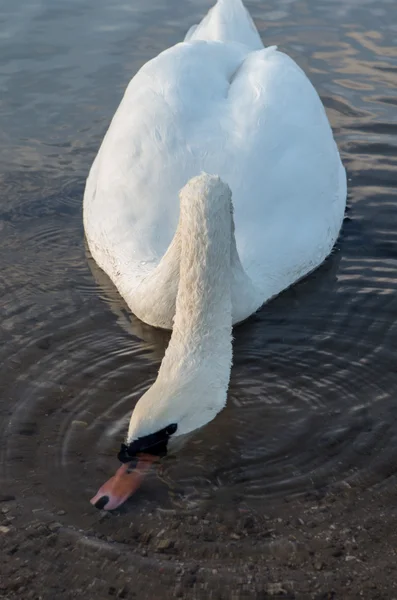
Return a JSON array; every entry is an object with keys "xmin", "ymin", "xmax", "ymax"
[{"xmin": 117, "ymin": 423, "xmax": 178, "ymax": 463}]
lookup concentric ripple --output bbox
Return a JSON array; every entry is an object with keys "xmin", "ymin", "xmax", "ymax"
[
  {"xmin": 1, "ymin": 0, "xmax": 397, "ymax": 571},
  {"xmin": 2, "ymin": 205, "xmax": 397, "ymax": 525}
]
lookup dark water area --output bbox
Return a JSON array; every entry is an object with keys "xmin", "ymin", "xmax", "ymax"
[{"xmin": 1, "ymin": 0, "xmax": 397, "ymax": 597}]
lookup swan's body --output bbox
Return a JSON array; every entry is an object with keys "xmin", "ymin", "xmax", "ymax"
[
  {"xmin": 84, "ymin": 0, "xmax": 346, "ymax": 330},
  {"xmin": 86, "ymin": 0, "xmax": 346, "ymax": 509}
]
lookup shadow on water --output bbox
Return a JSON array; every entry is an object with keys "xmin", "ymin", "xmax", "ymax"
[{"xmin": 1, "ymin": 0, "xmax": 397, "ymax": 574}]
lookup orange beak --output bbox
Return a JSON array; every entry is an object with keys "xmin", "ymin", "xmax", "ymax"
[{"xmin": 90, "ymin": 454, "xmax": 158, "ymax": 510}]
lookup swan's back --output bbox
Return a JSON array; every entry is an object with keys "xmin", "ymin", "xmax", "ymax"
[{"xmin": 84, "ymin": 0, "xmax": 346, "ymax": 307}]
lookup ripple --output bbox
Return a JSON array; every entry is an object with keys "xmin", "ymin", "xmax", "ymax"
[
  {"xmin": 157, "ymin": 277, "xmax": 397, "ymax": 506},
  {"xmin": 3, "ymin": 238, "xmax": 397, "ymax": 532},
  {"xmin": 1, "ymin": 0, "xmax": 397, "ymax": 576}
]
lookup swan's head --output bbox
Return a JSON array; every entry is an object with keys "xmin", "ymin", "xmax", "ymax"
[
  {"xmin": 90, "ymin": 382, "xmax": 183, "ymax": 511},
  {"xmin": 90, "ymin": 171, "xmax": 234, "ymax": 511},
  {"xmin": 90, "ymin": 373, "xmax": 227, "ymax": 511}
]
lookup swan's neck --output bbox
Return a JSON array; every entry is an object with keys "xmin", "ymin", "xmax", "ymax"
[
  {"xmin": 127, "ymin": 174, "xmax": 234, "ymax": 441},
  {"xmin": 160, "ymin": 174, "xmax": 233, "ymax": 372},
  {"xmin": 131, "ymin": 190, "xmax": 261, "ymax": 330}
]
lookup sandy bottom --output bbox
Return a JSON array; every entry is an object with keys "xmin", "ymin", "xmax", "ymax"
[{"xmin": 1, "ymin": 481, "xmax": 397, "ymax": 599}]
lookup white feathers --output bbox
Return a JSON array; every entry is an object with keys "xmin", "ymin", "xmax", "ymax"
[
  {"xmin": 185, "ymin": 0, "xmax": 263, "ymax": 49},
  {"xmin": 83, "ymin": 0, "xmax": 347, "ymax": 441},
  {"xmin": 127, "ymin": 174, "xmax": 234, "ymax": 441}
]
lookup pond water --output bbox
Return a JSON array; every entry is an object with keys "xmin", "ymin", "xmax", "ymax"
[{"xmin": 1, "ymin": 0, "xmax": 397, "ymax": 575}]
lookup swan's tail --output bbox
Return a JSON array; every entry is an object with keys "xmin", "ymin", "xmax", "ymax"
[{"xmin": 185, "ymin": 0, "xmax": 263, "ymax": 51}]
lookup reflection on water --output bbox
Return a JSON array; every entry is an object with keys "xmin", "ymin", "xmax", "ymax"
[{"xmin": 1, "ymin": 0, "xmax": 397, "ymax": 569}]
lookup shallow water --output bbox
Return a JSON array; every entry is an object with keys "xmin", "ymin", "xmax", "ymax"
[{"xmin": 1, "ymin": 0, "xmax": 397, "ymax": 569}]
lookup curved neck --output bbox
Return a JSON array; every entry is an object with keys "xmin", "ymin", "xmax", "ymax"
[
  {"xmin": 127, "ymin": 174, "xmax": 237, "ymax": 441},
  {"xmin": 130, "ymin": 182, "xmax": 261, "ymax": 330},
  {"xmin": 159, "ymin": 174, "xmax": 233, "ymax": 376}
]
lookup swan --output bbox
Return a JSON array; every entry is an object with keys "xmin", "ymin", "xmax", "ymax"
[{"xmin": 86, "ymin": 0, "xmax": 347, "ymax": 510}]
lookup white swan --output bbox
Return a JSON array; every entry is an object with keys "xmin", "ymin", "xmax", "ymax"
[{"xmin": 86, "ymin": 0, "xmax": 347, "ymax": 510}]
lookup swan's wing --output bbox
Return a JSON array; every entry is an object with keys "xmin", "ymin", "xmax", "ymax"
[
  {"xmin": 221, "ymin": 47, "xmax": 346, "ymax": 290},
  {"xmin": 84, "ymin": 41, "xmax": 248, "ymax": 268},
  {"xmin": 84, "ymin": 40, "xmax": 345, "ymax": 296}
]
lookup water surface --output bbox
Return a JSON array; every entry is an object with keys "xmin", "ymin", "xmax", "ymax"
[{"xmin": 1, "ymin": 0, "xmax": 397, "ymax": 571}]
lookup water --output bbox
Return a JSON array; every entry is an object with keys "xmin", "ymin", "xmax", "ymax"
[{"xmin": 1, "ymin": 0, "xmax": 397, "ymax": 571}]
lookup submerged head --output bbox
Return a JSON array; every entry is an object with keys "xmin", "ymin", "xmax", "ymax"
[
  {"xmin": 90, "ymin": 374, "xmax": 192, "ymax": 511},
  {"xmin": 91, "ymin": 171, "xmax": 234, "ymax": 511},
  {"xmin": 90, "ymin": 344, "xmax": 230, "ymax": 511},
  {"xmin": 90, "ymin": 399, "xmax": 179, "ymax": 511}
]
